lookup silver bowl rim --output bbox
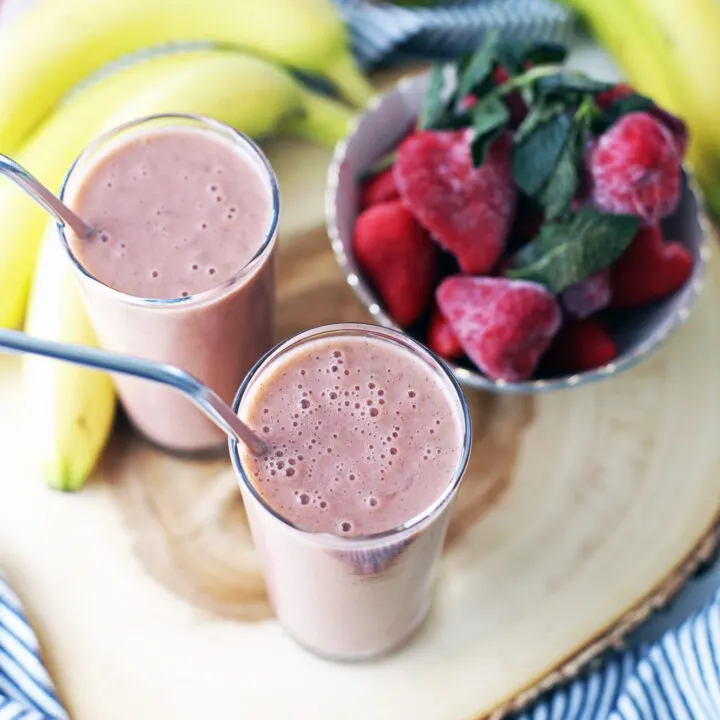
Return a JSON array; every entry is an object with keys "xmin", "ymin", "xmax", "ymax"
[{"xmin": 325, "ymin": 73, "xmax": 712, "ymax": 394}]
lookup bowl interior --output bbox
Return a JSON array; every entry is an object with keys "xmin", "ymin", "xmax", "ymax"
[{"xmin": 327, "ymin": 75, "xmax": 709, "ymax": 393}]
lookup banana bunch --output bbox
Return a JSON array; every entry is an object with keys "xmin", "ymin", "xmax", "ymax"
[
  {"xmin": 0, "ymin": 0, "xmax": 371, "ymax": 152},
  {"xmin": 563, "ymin": 0, "xmax": 720, "ymax": 219},
  {"xmin": 1, "ymin": 0, "xmax": 368, "ymax": 490}
]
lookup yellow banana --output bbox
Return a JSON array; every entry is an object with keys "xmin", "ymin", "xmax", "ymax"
[
  {"xmin": 0, "ymin": 49, "xmax": 353, "ymax": 329},
  {"xmin": 0, "ymin": 0, "xmax": 370, "ymax": 151},
  {"xmin": 629, "ymin": 0, "xmax": 720, "ymax": 156},
  {"xmin": 23, "ymin": 224, "xmax": 116, "ymax": 491}
]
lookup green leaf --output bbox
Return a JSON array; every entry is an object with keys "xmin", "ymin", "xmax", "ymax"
[
  {"xmin": 457, "ymin": 31, "xmax": 501, "ymax": 100},
  {"xmin": 470, "ymin": 96, "xmax": 510, "ymax": 166},
  {"xmin": 593, "ymin": 92, "xmax": 656, "ymax": 133},
  {"xmin": 537, "ymin": 109, "xmax": 589, "ymax": 219},
  {"xmin": 535, "ymin": 72, "xmax": 614, "ymax": 97},
  {"xmin": 506, "ymin": 208, "xmax": 639, "ymax": 293},
  {"xmin": 514, "ymin": 97, "xmax": 566, "ymax": 144},
  {"xmin": 522, "ymin": 41, "xmax": 568, "ymax": 66},
  {"xmin": 512, "ymin": 111, "xmax": 572, "ymax": 196},
  {"xmin": 497, "ymin": 41, "xmax": 525, "ymax": 75},
  {"xmin": 419, "ymin": 64, "xmax": 451, "ymax": 130}
]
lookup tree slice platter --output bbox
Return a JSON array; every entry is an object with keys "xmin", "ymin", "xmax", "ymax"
[{"xmin": 2, "ymin": 224, "xmax": 720, "ymax": 720}]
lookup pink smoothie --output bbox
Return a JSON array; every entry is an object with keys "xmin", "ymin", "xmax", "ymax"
[
  {"xmin": 236, "ymin": 328, "xmax": 468, "ymax": 658},
  {"xmin": 64, "ymin": 119, "xmax": 277, "ymax": 452}
]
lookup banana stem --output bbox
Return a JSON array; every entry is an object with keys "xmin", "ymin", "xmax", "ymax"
[
  {"xmin": 324, "ymin": 54, "xmax": 374, "ymax": 108},
  {"xmin": 285, "ymin": 91, "xmax": 356, "ymax": 147}
]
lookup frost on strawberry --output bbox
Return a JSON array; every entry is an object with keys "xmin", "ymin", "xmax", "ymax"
[
  {"xmin": 561, "ymin": 269, "xmax": 611, "ymax": 319},
  {"xmin": 394, "ymin": 129, "xmax": 516, "ymax": 275},
  {"xmin": 588, "ymin": 112, "xmax": 681, "ymax": 224},
  {"xmin": 436, "ymin": 276, "xmax": 561, "ymax": 382}
]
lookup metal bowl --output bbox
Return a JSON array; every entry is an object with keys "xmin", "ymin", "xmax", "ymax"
[{"xmin": 325, "ymin": 73, "xmax": 711, "ymax": 393}]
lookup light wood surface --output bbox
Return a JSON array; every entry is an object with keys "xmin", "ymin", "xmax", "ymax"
[{"xmin": 2, "ymin": 205, "xmax": 720, "ymax": 718}]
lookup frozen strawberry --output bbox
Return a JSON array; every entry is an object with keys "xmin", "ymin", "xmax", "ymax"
[
  {"xmin": 561, "ymin": 269, "xmax": 611, "ymax": 319},
  {"xmin": 353, "ymin": 201, "xmax": 438, "ymax": 327},
  {"xmin": 359, "ymin": 168, "xmax": 399, "ymax": 210},
  {"xmin": 544, "ymin": 319, "xmax": 617, "ymax": 375},
  {"xmin": 595, "ymin": 83, "xmax": 687, "ymax": 157},
  {"xmin": 436, "ymin": 276, "xmax": 561, "ymax": 382},
  {"xmin": 394, "ymin": 129, "xmax": 515, "ymax": 275},
  {"xmin": 589, "ymin": 112, "xmax": 681, "ymax": 224},
  {"xmin": 609, "ymin": 224, "xmax": 692, "ymax": 309},
  {"xmin": 426, "ymin": 305, "xmax": 463, "ymax": 360},
  {"xmin": 493, "ymin": 66, "xmax": 528, "ymax": 127}
]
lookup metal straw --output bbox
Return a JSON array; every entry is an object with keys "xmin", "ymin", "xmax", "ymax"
[{"xmin": 0, "ymin": 329, "xmax": 268, "ymax": 457}]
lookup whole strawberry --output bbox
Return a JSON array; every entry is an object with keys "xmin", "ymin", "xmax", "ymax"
[
  {"xmin": 436, "ymin": 276, "xmax": 561, "ymax": 382},
  {"xmin": 394, "ymin": 129, "xmax": 516, "ymax": 275},
  {"xmin": 610, "ymin": 224, "xmax": 693, "ymax": 308},
  {"xmin": 353, "ymin": 200, "xmax": 438, "ymax": 327},
  {"xmin": 588, "ymin": 112, "xmax": 681, "ymax": 224},
  {"xmin": 426, "ymin": 304, "xmax": 463, "ymax": 360},
  {"xmin": 543, "ymin": 319, "xmax": 617, "ymax": 375}
]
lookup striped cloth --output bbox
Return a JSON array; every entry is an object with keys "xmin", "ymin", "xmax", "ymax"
[
  {"xmin": 0, "ymin": 576, "xmax": 67, "ymax": 720},
  {"xmin": 4, "ymin": 567, "xmax": 720, "ymax": 719},
  {"xmin": 336, "ymin": 0, "xmax": 575, "ymax": 69}
]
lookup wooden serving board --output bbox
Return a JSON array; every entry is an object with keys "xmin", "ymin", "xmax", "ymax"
[{"xmin": 2, "ymin": 211, "xmax": 720, "ymax": 719}]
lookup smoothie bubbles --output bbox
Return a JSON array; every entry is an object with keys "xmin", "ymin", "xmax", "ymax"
[
  {"xmin": 59, "ymin": 115, "xmax": 279, "ymax": 453},
  {"xmin": 231, "ymin": 323, "xmax": 471, "ymax": 659}
]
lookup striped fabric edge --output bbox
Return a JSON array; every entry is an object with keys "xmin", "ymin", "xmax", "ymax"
[
  {"xmin": 0, "ymin": 577, "xmax": 67, "ymax": 720},
  {"xmin": 511, "ymin": 590, "xmax": 720, "ymax": 720},
  {"xmin": 335, "ymin": 0, "xmax": 576, "ymax": 69}
]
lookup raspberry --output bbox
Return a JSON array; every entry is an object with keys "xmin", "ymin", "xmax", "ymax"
[
  {"xmin": 589, "ymin": 112, "xmax": 681, "ymax": 224},
  {"xmin": 353, "ymin": 201, "xmax": 438, "ymax": 327},
  {"xmin": 561, "ymin": 269, "xmax": 611, "ymax": 319},
  {"xmin": 436, "ymin": 276, "xmax": 561, "ymax": 382},
  {"xmin": 394, "ymin": 129, "xmax": 515, "ymax": 274}
]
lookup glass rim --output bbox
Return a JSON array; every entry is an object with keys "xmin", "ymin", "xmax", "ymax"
[
  {"xmin": 57, "ymin": 113, "xmax": 280, "ymax": 308},
  {"xmin": 228, "ymin": 322, "xmax": 472, "ymax": 548}
]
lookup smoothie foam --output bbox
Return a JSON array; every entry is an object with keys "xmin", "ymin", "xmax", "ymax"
[{"xmin": 241, "ymin": 335, "xmax": 464, "ymax": 536}]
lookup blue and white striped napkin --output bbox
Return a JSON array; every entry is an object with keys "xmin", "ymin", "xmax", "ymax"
[
  {"xmin": 0, "ymin": 576, "xmax": 67, "ymax": 720},
  {"xmin": 336, "ymin": 0, "xmax": 575, "ymax": 70},
  {"xmin": 5, "ymin": 566, "xmax": 720, "ymax": 719}
]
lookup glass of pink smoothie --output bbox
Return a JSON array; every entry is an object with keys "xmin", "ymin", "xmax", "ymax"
[
  {"xmin": 58, "ymin": 114, "xmax": 279, "ymax": 454},
  {"xmin": 230, "ymin": 323, "xmax": 471, "ymax": 660}
]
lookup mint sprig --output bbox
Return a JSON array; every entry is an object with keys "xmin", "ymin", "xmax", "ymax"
[{"xmin": 506, "ymin": 208, "xmax": 638, "ymax": 293}]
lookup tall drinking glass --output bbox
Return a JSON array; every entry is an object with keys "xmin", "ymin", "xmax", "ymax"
[
  {"xmin": 58, "ymin": 114, "xmax": 279, "ymax": 454},
  {"xmin": 230, "ymin": 323, "xmax": 471, "ymax": 660}
]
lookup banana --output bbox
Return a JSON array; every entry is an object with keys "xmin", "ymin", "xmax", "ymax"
[
  {"xmin": 0, "ymin": 49, "xmax": 353, "ymax": 329},
  {"xmin": 0, "ymin": 0, "xmax": 371, "ymax": 151},
  {"xmin": 24, "ymin": 224, "xmax": 116, "ymax": 491}
]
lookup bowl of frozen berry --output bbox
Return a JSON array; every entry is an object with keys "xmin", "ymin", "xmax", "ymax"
[{"xmin": 325, "ymin": 36, "xmax": 710, "ymax": 392}]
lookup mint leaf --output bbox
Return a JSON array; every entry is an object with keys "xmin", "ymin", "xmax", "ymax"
[
  {"xmin": 497, "ymin": 41, "xmax": 525, "ymax": 75},
  {"xmin": 512, "ymin": 111, "xmax": 572, "ymax": 196},
  {"xmin": 536, "ymin": 72, "xmax": 613, "ymax": 97},
  {"xmin": 514, "ymin": 98, "xmax": 566, "ymax": 144},
  {"xmin": 470, "ymin": 96, "xmax": 510, "ymax": 166},
  {"xmin": 506, "ymin": 208, "xmax": 638, "ymax": 293},
  {"xmin": 457, "ymin": 31, "xmax": 501, "ymax": 100},
  {"xmin": 522, "ymin": 41, "xmax": 568, "ymax": 66},
  {"xmin": 536, "ymin": 107, "xmax": 590, "ymax": 219},
  {"xmin": 419, "ymin": 65, "xmax": 452, "ymax": 130}
]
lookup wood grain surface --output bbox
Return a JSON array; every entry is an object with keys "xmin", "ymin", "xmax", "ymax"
[{"xmin": 1, "ymin": 222, "xmax": 720, "ymax": 720}]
